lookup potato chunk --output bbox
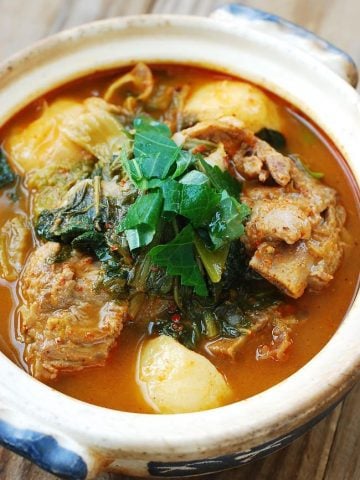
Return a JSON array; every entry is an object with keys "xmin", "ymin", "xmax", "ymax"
[
  {"xmin": 184, "ymin": 80, "xmax": 282, "ymax": 132},
  {"xmin": 5, "ymin": 99, "xmax": 88, "ymax": 173},
  {"xmin": 138, "ymin": 336, "xmax": 232, "ymax": 413}
]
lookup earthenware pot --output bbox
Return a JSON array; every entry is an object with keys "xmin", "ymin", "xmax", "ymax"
[{"xmin": 0, "ymin": 4, "xmax": 359, "ymax": 479}]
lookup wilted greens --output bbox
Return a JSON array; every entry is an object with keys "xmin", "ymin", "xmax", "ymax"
[{"xmin": 0, "ymin": 149, "xmax": 16, "ymax": 189}]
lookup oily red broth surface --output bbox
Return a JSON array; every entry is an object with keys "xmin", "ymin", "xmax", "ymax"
[{"xmin": 0, "ymin": 65, "xmax": 359, "ymax": 413}]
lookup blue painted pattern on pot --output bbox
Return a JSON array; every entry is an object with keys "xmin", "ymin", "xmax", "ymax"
[
  {"xmin": 148, "ymin": 400, "xmax": 341, "ymax": 477},
  {"xmin": 212, "ymin": 3, "xmax": 358, "ymax": 87},
  {"xmin": 0, "ymin": 420, "xmax": 87, "ymax": 479},
  {"xmin": 222, "ymin": 3, "xmax": 356, "ymax": 63}
]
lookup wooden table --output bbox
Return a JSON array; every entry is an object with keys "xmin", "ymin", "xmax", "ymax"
[{"xmin": 0, "ymin": 1, "xmax": 359, "ymax": 479}]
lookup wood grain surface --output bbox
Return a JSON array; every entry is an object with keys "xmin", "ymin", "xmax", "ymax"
[{"xmin": 0, "ymin": 1, "xmax": 359, "ymax": 479}]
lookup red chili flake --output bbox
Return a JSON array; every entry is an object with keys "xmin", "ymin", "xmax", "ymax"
[
  {"xmin": 171, "ymin": 313, "xmax": 181, "ymax": 323},
  {"xmin": 110, "ymin": 245, "xmax": 118, "ymax": 251},
  {"xmin": 193, "ymin": 144, "xmax": 208, "ymax": 154},
  {"xmin": 171, "ymin": 323, "xmax": 183, "ymax": 332}
]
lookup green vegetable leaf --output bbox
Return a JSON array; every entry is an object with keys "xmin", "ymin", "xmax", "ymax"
[
  {"xmin": 306, "ymin": 169, "xmax": 324, "ymax": 180},
  {"xmin": 121, "ymin": 152, "xmax": 166, "ymax": 191},
  {"xmin": 124, "ymin": 226, "xmax": 156, "ymax": 251},
  {"xmin": 161, "ymin": 179, "xmax": 220, "ymax": 227},
  {"xmin": 71, "ymin": 230, "xmax": 106, "ymax": 257},
  {"xmin": 171, "ymin": 150, "xmax": 196, "ymax": 178},
  {"xmin": 194, "ymin": 235, "xmax": 230, "ymax": 283},
  {"xmin": 36, "ymin": 180, "xmax": 97, "ymax": 242},
  {"xmin": 160, "ymin": 179, "xmax": 181, "ymax": 215},
  {"xmin": 256, "ymin": 128, "xmax": 286, "ymax": 151},
  {"xmin": 0, "ymin": 149, "xmax": 16, "ymax": 189},
  {"xmin": 178, "ymin": 184, "xmax": 220, "ymax": 227},
  {"xmin": 179, "ymin": 170, "xmax": 209, "ymax": 185},
  {"xmin": 289, "ymin": 154, "xmax": 324, "ymax": 180},
  {"xmin": 133, "ymin": 116, "xmax": 171, "ymax": 136},
  {"xmin": 199, "ymin": 158, "xmax": 241, "ymax": 197},
  {"xmin": 149, "ymin": 224, "xmax": 208, "ymax": 296},
  {"xmin": 121, "ymin": 154, "xmax": 148, "ymax": 190},
  {"xmin": 118, "ymin": 190, "xmax": 163, "ymax": 250},
  {"xmin": 209, "ymin": 191, "xmax": 251, "ymax": 249},
  {"xmin": 134, "ymin": 118, "xmax": 180, "ymax": 179}
]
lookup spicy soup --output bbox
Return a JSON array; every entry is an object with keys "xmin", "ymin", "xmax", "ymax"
[{"xmin": 0, "ymin": 65, "xmax": 359, "ymax": 413}]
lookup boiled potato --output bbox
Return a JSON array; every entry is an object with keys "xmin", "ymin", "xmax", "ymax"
[
  {"xmin": 184, "ymin": 80, "xmax": 282, "ymax": 132},
  {"xmin": 138, "ymin": 335, "xmax": 232, "ymax": 413},
  {"xmin": 5, "ymin": 99, "xmax": 88, "ymax": 173}
]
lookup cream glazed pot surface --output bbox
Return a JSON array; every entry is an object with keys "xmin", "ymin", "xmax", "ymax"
[{"xmin": 0, "ymin": 5, "xmax": 359, "ymax": 479}]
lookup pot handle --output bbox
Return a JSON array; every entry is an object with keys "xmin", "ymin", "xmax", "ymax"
[
  {"xmin": 210, "ymin": 4, "xmax": 358, "ymax": 88},
  {"xmin": 0, "ymin": 412, "xmax": 92, "ymax": 479}
]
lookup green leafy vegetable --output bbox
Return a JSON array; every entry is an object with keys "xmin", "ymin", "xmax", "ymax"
[
  {"xmin": 149, "ymin": 224, "xmax": 208, "ymax": 296},
  {"xmin": 0, "ymin": 149, "xmax": 16, "ymax": 189},
  {"xmin": 133, "ymin": 116, "xmax": 171, "ymax": 136},
  {"xmin": 193, "ymin": 235, "xmax": 230, "ymax": 283},
  {"xmin": 149, "ymin": 256, "xmax": 282, "ymax": 349},
  {"xmin": 256, "ymin": 128, "xmax": 286, "ymax": 151},
  {"xmin": 289, "ymin": 154, "xmax": 324, "ymax": 180},
  {"xmin": 47, "ymin": 244, "xmax": 72, "ymax": 264},
  {"xmin": 36, "ymin": 180, "xmax": 98, "ymax": 243},
  {"xmin": 36, "ymin": 172, "xmax": 134, "ymax": 297},
  {"xmin": 133, "ymin": 117, "xmax": 180, "ymax": 179},
  {"xmin": 179, "ymin": 170, "xmax": 209, "ymax": 186},
  {"xmin": 161, "ymin": 179, "xmax": 221, "ymax": 228},
  {"xmin": 202, "ymin": 311, "xmax": 220, "ymax": 339},
  {"xmin": 305, "ymin": 168, "xmax": 324, "ymax": 180},
  {"xmin": 118, "ymin": 191, "xmax": 163, "ymax": 250},
  {"xmin": 209, "ymin": 191, "xmax": 251, "ymax": 249},
  {"xmin": 121, "ymin": 153, "xmax": 148, "ymax": 190},
  {"xmin": 199, "ymin": 158, "xmax": 241, "ymax": 197},
  {"xmin": 120, "ymin": 117, "xmax": 249, "ymax": 290},
  {"xmin": 171, "ymin": 150, "xmax": 196, "ymax": 178}
]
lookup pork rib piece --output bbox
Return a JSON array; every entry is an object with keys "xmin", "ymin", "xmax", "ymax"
[
  {"xmin": 178, "ymin": 118, "xmax": 346, "ymax": 298},
  {"xmin": 18, "ymin": 242, "xmax": 127, "ymax": 380}
]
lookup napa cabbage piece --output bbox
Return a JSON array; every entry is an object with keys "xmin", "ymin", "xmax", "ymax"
[
  {"xmin": 103, "ymin": 62, "xmax": 154, "ymax": 107},
  {"xmin": 6, "ymin": 97, "xmax": 130, "ymax": 174},
  {"xmin": 184, "ymin": 80, "xmax": 282, "ymax": 132},
  {"xmin": 0, "ymin": 215, "xmax": 31, "ymax": 281},
  {"xmin": 5, "ymin": 99, "xmax": 90, "ymax": 174},
  {"xmin": 138, "ymin": 335, "xmax": 232, "ymax": 413},
  {"xmin": 61, "ymin": 97, "xmax": 131, "ymax": 163},
  {"xmin": 29, "ymin": 162, "xmax": 94, "ymax": 218},
  {"xmin": 6, "ymin": 96, "xmax": 131, "ymax": 217}
]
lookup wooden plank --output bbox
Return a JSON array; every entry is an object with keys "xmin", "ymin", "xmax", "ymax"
[
  {"xmin": 0, "ymin": 1, "xmax": 359, "ymax": 479},
  {"xmin": 324, "ymin": 381, "xmax": 360, "ymax": 480},
  {"xmin": 0, "ymin": 0, "xmax": 64, "ymax": 58}
]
